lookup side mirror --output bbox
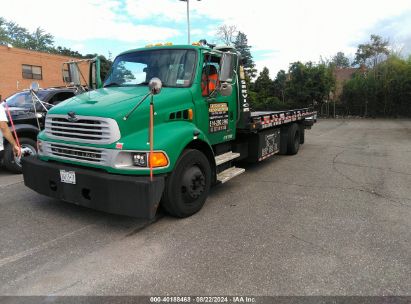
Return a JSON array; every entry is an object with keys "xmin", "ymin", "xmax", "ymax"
[
  {"xmin": 149, "ymin": 77, "xmax": 162, "ymax": 95},
  {"xmin": 30, "ymin": 82, "xmax": 39, "ymax": 93},
  {"xmin": 219, "ymin": 52, "xmax": 235, "ymax": 83},
  {"xmin": 89, "ymin": 58, "xmax": 103, "ymax": 89},
  {"xmin": 219, "ymin": 82, "xmax": 233, "ymax": 96}
]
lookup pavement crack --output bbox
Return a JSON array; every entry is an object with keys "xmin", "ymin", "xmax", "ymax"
[
  {"xmin": 332, "ymin": 150, "xmax": 360, "ymax": 186},
  {"xmin": 334, "ymin": 161, "xmax": 411, "ymax": 177},
  {"xmin": 290, "ymin": 234, "xmax": 339, "ymax": 258},
  {"xmin": 251, "ymin": 179, "xmax": 411, "ymax": 209},
  {"xmin": 252, "ymin": 178, "xmax": 361, "ymax": 193}
]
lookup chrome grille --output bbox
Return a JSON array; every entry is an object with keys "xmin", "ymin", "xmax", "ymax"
[
  {"xmin": 43, "ymin": 142, "xmax": 111, "ymax": 165},
  {"xmin": 45, "ymin": 114, "xmax": 120, "ymax": 144}
]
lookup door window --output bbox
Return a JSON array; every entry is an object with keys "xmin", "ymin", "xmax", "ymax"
[{"xmin": 201, "ymin": 56, "xmax": 220, "ymax": 97}]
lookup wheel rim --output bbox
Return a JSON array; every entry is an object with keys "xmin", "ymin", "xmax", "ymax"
[
  {"xmin": 180, "ymin": 165, "xmax": 206, "ymax": 205},
  {"xmin": 14, "ymin": 144, "xmax": 36, "ymax": 167}
]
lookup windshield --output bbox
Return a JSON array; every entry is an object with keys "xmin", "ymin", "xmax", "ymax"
[
  {"xmin": 5, "ymin": 91, "xmax": 49, "ymax": 108},
  {"xmin": 104, "ymin": 49, "xmax": 196, "ymax": 88}
]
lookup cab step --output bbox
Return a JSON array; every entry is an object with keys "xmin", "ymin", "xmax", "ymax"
[
  {"xmin": 215, "ymin": 151, "xmax": 240, "ymax": 166},
  {"xmin": 217, "ymin": 167, "xmax": 245, "ymax": 184}
]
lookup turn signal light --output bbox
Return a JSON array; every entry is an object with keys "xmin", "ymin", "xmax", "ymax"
[{"xmin": 149, "ymin": 152, "xmax": 168, "ymax": 168}]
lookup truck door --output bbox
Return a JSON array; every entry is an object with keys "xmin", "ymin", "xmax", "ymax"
[{"xmin": 202, "ymin": 53, "xmax": 237, "ymax": 145}]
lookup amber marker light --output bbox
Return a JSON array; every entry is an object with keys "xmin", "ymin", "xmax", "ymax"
[
  {"xmin": 188, "ymin": 109, "xmax": 194, "ymax": 120},
  {"xmin": 150, "ymin": 152, "xmax": 169, "ymax": 168}
]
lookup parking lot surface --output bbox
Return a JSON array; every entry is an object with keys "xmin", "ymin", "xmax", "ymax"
[{"xmin": 0, "ymin": 119, "xmax": 410, "ymax": 295}]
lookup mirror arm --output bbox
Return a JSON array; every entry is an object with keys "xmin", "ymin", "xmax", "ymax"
[{"xmin": 123, "ymin": 92, "xmax": 151, "ymax": 121}]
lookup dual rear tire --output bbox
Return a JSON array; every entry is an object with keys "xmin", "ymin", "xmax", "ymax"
[{"xmin": 280, "ymin": 123, "xmax": 302, "ymax": 155}]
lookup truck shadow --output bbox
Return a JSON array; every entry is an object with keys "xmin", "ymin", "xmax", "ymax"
[
  {"xmin": 37, "ymin": 195, "xmax": 162, "ymax": 235},
  {"xmin": 32, "ymin": 157, "xmax": 285, "ymax": 234}
]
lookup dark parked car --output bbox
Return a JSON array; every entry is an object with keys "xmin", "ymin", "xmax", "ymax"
[{"xmin": 1, "ymin": 88, "xmax": 76, "ymax": 173}]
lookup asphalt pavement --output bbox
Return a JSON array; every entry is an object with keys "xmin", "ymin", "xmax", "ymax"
[{"xmin": 0, "ymin": 119, "xmax": 410, "ymax": 296}]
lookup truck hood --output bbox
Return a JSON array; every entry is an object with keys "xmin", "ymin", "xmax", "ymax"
[
  {"xmin": 47, "ymin": 86, "xmax": 194, "ymax": 139},
  {"xmin": 49, "ymin": 87, "xmax": 147, "ymax": 118}
]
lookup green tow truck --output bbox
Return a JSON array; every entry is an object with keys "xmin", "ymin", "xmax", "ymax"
[{"xmin": 22, "ymin": 42, "xmax": 316, "ymax": 219}]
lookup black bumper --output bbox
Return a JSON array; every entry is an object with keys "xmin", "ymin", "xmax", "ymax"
[{"xmin": 22, "ymin": 156, "xmax": 165, "ymax": 219}]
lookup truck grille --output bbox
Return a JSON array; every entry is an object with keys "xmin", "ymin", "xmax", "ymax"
[
  {"xmin": 45, "ymin": 114, "xmax": 120, "ymax": 144},
  {"xmin": 43, "ymin": 142, "xmax": 110, "ymax": 165}
]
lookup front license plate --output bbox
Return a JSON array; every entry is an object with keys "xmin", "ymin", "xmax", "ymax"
[{"xmin": 60, "ymin": 170, "xmax": 76, "ymax": 184}]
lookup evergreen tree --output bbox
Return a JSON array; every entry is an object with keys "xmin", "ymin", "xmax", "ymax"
[
  {"xmin": 252, "ymin": 67, "xmax": 274, "ymax": 109},
  {"xmin": 234, "ymin": 31, "xmax": 257, "ymax": 78}
]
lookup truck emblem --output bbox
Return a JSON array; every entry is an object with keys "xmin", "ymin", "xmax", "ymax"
[{"xmin": 67, "ymin": 112, "xmax": 78, "ymax": 122}]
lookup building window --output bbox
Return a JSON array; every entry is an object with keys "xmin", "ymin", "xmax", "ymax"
[{"xmin": 22, "ymin": 64, "xmax": 42, "ymax": 80}]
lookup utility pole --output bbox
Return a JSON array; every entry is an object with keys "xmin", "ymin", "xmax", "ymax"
[{"xmin": 179, "ymin": 0, "xmax": 201, "ymax": 44}]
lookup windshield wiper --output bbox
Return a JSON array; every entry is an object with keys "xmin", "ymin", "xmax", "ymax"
[{"xmin": 104, "ymin": 82, "xmax": 121, "ymax": 88}]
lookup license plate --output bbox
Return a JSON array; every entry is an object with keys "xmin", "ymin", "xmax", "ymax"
[{"xmin": 60, "ymin": 170, "xmax": 76, "ymax": 184}]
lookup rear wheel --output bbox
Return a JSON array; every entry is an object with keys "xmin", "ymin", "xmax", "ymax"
[
  {"xmin": 287, "ymin": 123, "xmax": 300, "ymax": 155},
  {"xmin": 4, "ymin": 137, "xmax": 37, "ymax": 173},
  {"xmin": 161, "ymin": 149, "xmax": 211, "ymax": 218}
]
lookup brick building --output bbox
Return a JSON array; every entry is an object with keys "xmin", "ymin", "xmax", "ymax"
[{"xmin": 0, "ymin": 45, "xmax": 89, "ymax": 100}]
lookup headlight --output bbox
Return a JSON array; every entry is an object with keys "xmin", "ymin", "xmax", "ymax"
[
  {"xmin": 132, "ymin": 152, "xmax": 147, "ymax": 167},
  {"xmin": 113, "ymin": 151, "xmax": 169, "ymax": 169}
]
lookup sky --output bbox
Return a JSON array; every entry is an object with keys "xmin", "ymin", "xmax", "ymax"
[{"xmin": 2, "ymin": 0, "xmax": 411, "ymax": 77}]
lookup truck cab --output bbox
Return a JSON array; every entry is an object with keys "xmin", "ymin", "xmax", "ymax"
[{"xmin": 22, "ymin": 43, "xmax": 316, "ymax": 219}]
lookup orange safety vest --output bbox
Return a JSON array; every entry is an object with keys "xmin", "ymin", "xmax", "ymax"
[{"xmin": 201, "ymin": 73, "xmax": 218, "ymax": 96}]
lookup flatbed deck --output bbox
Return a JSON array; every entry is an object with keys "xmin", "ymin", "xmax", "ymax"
[{"xmin": 242, "ymin": 108, "xmax": 316, "ymax": 131}]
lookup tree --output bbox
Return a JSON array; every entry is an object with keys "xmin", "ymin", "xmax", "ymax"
[
  {"xmin": 342, "ymin": 55, "xmax": 411, "ymax": 117},
  {"xmin": 52, "ymin": 46, "xmax": 83, "ymax": 58},
  {"xmin": 216, "ymin": 24, "xmax": 237, "ymax": 45},
  {"xmin": 0, "ymin": 19, "xmax": 30, "ymax": 48},
  {"xmin": 0, "ymin": 17, "xmax": 9, "ymax": 44},
  {"xmin": 354, "ymin": 34, "xmax": 390, "ymax": 69},
  {"xmin": 273, "ymin": 70, "xmax": 287, "ymax": 102},
  {"xmin": 0, "ymin": 17, "xmax": 112, "ymax": 80},
  {"xmin": 286, "ymin": 61, "xmax": 335, "ymax": 109},
  {"xmin": 331, "ymin": 52, "xmax": 350, "ymax": 68},
  {"xmin": 26, "ymin": 27, "xmax": 54, "ymax": 52},
  {"xmin": 234, "ymin": 31, "xmax": 257, "ymax": 78},
  {"xmin": 251, "ymin": 67, "xmax": 274, "ymax": 110}
]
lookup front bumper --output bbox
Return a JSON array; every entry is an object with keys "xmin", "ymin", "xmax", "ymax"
[{"xmin": 22, "ymin": 156, "xmax": 165, "ymax": 219}]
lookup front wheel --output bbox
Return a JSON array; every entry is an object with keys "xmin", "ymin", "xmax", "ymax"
[
  {"xmin": 4, "ymin": 137, "xmax": 37, "ymax": 173},
  {"xmin": 161, "ymin": 149, "xmax": 211, "ymax": 218}
]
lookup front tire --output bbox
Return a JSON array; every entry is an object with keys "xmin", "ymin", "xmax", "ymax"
[
  {"xmin": 161, "ymin": 149, "xmax": 211, "ymax": 218},
  {"xmin": 4, "ymin": 137, "xmax": 37, "ymax": 173}
]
